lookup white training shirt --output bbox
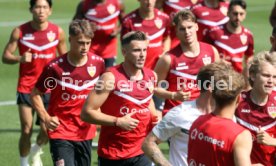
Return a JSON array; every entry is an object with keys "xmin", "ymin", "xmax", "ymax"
[{"xmin": 152, "ymin": 100, "xmax": 202, "ymax": 166}]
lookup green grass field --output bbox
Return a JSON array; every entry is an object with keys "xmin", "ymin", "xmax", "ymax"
[{"xmin": 0, "ymin": 0, "xmax": 274, "ymax": 165}]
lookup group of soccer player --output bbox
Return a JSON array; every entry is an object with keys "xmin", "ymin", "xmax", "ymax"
[{"xmin": 1, "ymin": 0, "xmax": 276, "ymax": 166}]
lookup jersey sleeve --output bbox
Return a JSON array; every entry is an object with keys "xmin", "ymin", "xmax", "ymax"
[
  {"xmin": 120, "ymin": 17, "xmax": 133, "ymax": 39},
  {"xmin": 245, "ymin": 32, "xmax": 254, "ymax": 57}
]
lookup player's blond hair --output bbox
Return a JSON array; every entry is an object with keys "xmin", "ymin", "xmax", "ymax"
[{"xmin": 173, "ymin": 9, "xmax": 196, "ymax": 26}]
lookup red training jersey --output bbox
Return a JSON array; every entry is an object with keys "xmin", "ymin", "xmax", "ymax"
[
  {"xmin": 188, "ymin": 113, "xmax": 246, "ymax": 166},
  {"xmin": 98, "ymin": 64, "xmax": 156, "ymax": 159},
  {"xmin": 83, "ymin": 0, "xmax": 122, "ymax": 58},
  {"xmin": 163, "ymin": 42, "xmax": 215, "ymax": 115},
  {"xmin": 17, "ymin": 21, "xmax": 60, "ymax": 93},
  {"xmin": 191, "ymin": 1, "xmax": 229, "ymax": 41},
  {"xmin": 205, "ymin": 24, "xmax": 254, "ymax": 73},
  {"xmin": 121, "ymin": 8, "xmax": 170, "ymax": 69},
  {"xmin": 36, "ymin": 53, "xmax": 105, "ymax": 141},
  {"xmin": 236, "ymin": 91, "xmax": 276, "ymax": 166}
]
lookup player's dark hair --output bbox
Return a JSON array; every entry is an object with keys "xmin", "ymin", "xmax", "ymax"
[
  {"xmin": 173, "ymin": 9, "xmax": 196, "ymax": 26},
  {"xmin": 121, "ymin": 31, "xmax": 147, "ymax": 47},
  {"xmin": 69, "ymin": 19, "xmax": 95, "ymax": 38},
  {"xmin": 30, "ymin": 0, "xmax": 52, "ymax": 10},
  {"xmin": 229, "ymin": 0, "xmax": 247, "ymax": 11},
  {"xmin": 272, "ymin": 27, "xmax": 276, "ymax": 37}
]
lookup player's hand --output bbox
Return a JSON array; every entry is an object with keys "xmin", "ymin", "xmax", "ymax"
[
  {"xmin": 117, "ymin": 112, "xmax": 139, "ymax": 131},
  {"xmin": 151, "ymin": 114, "xmax": 160, "ymax": 125},
  {"xmin": 45, "ymin": 116, "xmax": 60, "ymax": 131},
  {"xmin": 256, "ymin": 127, "xmax": 276, "ymax": 146},
  {"xmin": 174, "ymin": 91, "xmax": 191, "ymax": 101},
  {"xmin": 20, "ymin": 49, "xmax": 32, "ymax": 63}
]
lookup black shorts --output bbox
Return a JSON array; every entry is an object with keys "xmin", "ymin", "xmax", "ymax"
[
  {"xmin": 104, "ymin": 57, "xmax": 116, "ymax": 68},
  {"xmin": 153, "ymin": 95, "xmax": 164, "ymax": 111},
  {"xmin": 16, "ymin": 92, "xmax": 50, "ymax": 125},
  {"xmin": 50, "ymin": 139, "xmax": 92, "ymax": 166},
  {"xmin": 98, "ymin": 154, "xmax": 152, "ymax": 166}
]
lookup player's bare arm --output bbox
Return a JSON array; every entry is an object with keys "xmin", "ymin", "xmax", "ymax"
[
  {"xmin": 142, "ymin": 132, "xmax": 172, "ymax": 166},
  {"xmin": 2, "ymin": 27, "xmax": 32, "ymax": 64},
  {"xmin": 73, "ymin": 1, "xmax": 84, "ymax": 20},
  {"xmin": 57, "ymin": 27, "xmax": 67, "ymax": 56},
  {"xmin": 30, "ymin": 87, "xmax": 60, "ymax": 131},
  {"xmin": 81, "ymin": 72, "xmax": 139, "ymax": 130},
  {"xmin": 163, "ymin": 35, "xmax": 171, "ymax": 53},
  {"xmin": 233, "ymin": 130, "xmax": 253, "ymax": 166},
  {"xmin": 212, "ymin": 46, "xmax": 220, "ymax": 62},
  {"xmin": 154, "ymin": 53, "xmax": 190, "ymax": 101}
]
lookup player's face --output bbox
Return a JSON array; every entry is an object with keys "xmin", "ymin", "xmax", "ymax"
[
  {"xmin": 123, "ymin": 40, "xmax": 147, "ymax": 69},
  {"xmin": 228, "ymin": 5, "xmax": 246, "ymax": 28},
  {"xmin": 175, "ymin": 20, "xmax": 198, "ymax": 44},
  {"xmin": 69, "ymin": 34, "xmax": 91, "ymax": 58},
  {"xmin": 251, "ymin": 62, "xmax": 276, "ymax": 95},
  {"xmin": 30, "ymin": 0, "xmax": 52, "ymax": 23},
  {"xmin": 139, "ymin": 0, "xmax": 156, "ymax": 12}
]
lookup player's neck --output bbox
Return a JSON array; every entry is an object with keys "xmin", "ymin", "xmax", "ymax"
[
  {"xmin": 204, "ymin": 0, "xmax": 219, "ymax": 8},
  {"xmin": 250, "ymin": 89, "xmax": 268, "ymax": 106},
  {"xmin": 196, "ymin": 92, "xmax": 214, "ymax": 114},
  {"xmin": 138, "ymin": 8, "xmax": 154, "ymax": 20},
  {"xmin": 212, "ymin": 103, "xmax": 236, "ymax": 120},
  {"xmin": 180, "ymin": 41, "xmax": 200, "ymax": 58},
  {"xmin": 226, "ymin": 22, "xmax": 242, "ymax": 34},
  {"xmin": 122, "ymin": 62, "xmax": 143, "ymax": 80},
  {"xmin": 67, "ymin": 52, "xmax": 88, "ymax": 67},
  {"xmin": 30, "ymin": 21, "xmax": 48, "ymax": 31}
]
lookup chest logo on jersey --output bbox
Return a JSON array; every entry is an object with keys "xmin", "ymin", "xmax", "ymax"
[
  {"xmin": 22, "ymin": 33, "xmax": 35, "ymax": 40},
  {"xmin": 87, "ymin": 65, "xmax": 96, "ymax": 77},
  {"xmin": 47, "ymin": 31, "xmax": 56, "ymax": 42},
  {"xmin": 107, "ymin": 4, "xmax": 116, "ymax": 14},
  {"xmin": 202, "ymin": 55, "xmax": 212, "ymax": 65},
  {"xmin": 240, "ymin": 34, "xmax": 247, "ymax": 45},
  {"xmin": 267, "ymin": 106, "xmax": 276, "ymax": 118},
  {"xmin": 154, "ymin": 18, "xmax": 163, "ymax": 29},
  {"xmin": 220, "ymin": 6, "xmax": 228, "ymax": 16},
  {"xmin": 87, "ymin": 9, "xmax": 97, "ymax": 15}
]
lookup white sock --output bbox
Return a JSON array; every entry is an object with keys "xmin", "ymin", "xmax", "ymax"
[
  {"xmin": 20, "ymin": 156, "xmax": 29, "ymax": 166},
  {"xmin": 31, "ymin": 143, "xmax": 41, "ymax": 154}
]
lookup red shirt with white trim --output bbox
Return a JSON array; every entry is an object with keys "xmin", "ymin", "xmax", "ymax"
[
  {"xmin": 98, "ymin": 64, "xmax": 156, "ymax": 159},
  {"xmin": 35, "ymin": 53, "xmax": 105, "ymax": 141},
  {"xmin": 163, "ymin": 42, "xmax": 215, "ymax": 115},
  {"xmin": 205, "ymin": 25, "xmax": 254, "ymax": 73},
  {"xmin": 188, "ymin": 113, "xmax": 246, "ymax": 166},
  {"xmin": 83, "ymin": 0, "xmax": 122, "ymax": 58},
  {"xmin": 191, "ymin": 1, "xmax": 229, "ymax": 41},
  {"xmin": 236, "ymin": 91, "xmax": 276, "ymax": 166},
  {"xmin": 17, "ymin": 21, "xmax": 60, "ymax": 93},
  {"xmin": 162, "ymin": 0, "xmax": 198, "ymax": 49},
  {"xmin": 121, "ymin": 9, "xmax": 170, "ymax": 69}
]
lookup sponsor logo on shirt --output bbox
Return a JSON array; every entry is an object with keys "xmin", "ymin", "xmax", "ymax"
[
  {"xmin": 202, "ymin": 12, "xmax": 209, "ymax": 16},
  {"xmin": 47, "ymin": 31, "xmax": 56, "ymax": 42},
  {"xmin": 62, "ymin": 72, "xmax": 70, "ymax": 76},
  {"xmin": 190, "ymin": 128, "xmax": 225, "ymax": 148},
  {"xmin": 119, "ymin": 106, "xmax": 149, "ymax": 115},
  {"xmin": 87, "ymin": 65, "xmax": 96, "ymax": 77},
  {"xmin": 61, "ymin": 92, "xmax": 88, "ymax": 101},
  {"xmin": 22, "ymin": 33, "xmax": 35, "ymax": 40},
  {"xmin": 33, "ymin": 53, "xmax": 53, "ymax": 59},
  {"xmin": 176, "ymin": 62, "xmax": 189, "ymax": 70},
  {"xmin": 221, "ymin": 35, "xmax": 229, "ymax": 40},
  {"xmin": 154, "ymin": 18, "xmax": 163, "ymax": 29}
]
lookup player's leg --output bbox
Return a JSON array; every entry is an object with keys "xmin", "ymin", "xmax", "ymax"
[
  {"xmin": 18, "ymin": 103, "xmax": 34, "ymax": 166},
  {"xmin": 74, "ymin": 140, "xmax": 92, "ymax": 166},
  {"xmin": 50, "ymin": 139, "xmax": 75, "ymax": 166}
]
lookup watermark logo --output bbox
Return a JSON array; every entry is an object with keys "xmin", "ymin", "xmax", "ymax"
[{"xmin": 44, "ymin": 77, "xmax": 57, "ymax": 90}]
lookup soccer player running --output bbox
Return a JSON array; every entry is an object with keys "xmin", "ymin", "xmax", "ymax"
[
  {"xmin": 31, "ymin": 19, "xmax": 105, "ymax": 166},
  {"xmin": 81, "ymin": 31, "xmax": 158, "ymax": 166},
  {"xmin": 143, "ymin": 61, "xmax": 231, "ymax": 166},
  {"xmin": 204, "ymin": 0, "xmax": 254, "ymax": 90},
  {"xmin": 121, "ymin": 0, "xmax": 171, "ymax": 70},
  {"xmin": 235, "ymin": 51, "xmax": 276, "ymax": 166},
  {"xmin": 73, "ymin": 0, "xmax": 125, "ymax": 68},
  {"xmin": 188, "ymin": 61, "xmax": 253, "ymax": 166},
  {"xmin": 154, "ymin": 10, "xmax": 220, "ymax": 116},
  {"xmin": 1, "ymin": 0, "xmax": 66, "ymax": 165}
]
